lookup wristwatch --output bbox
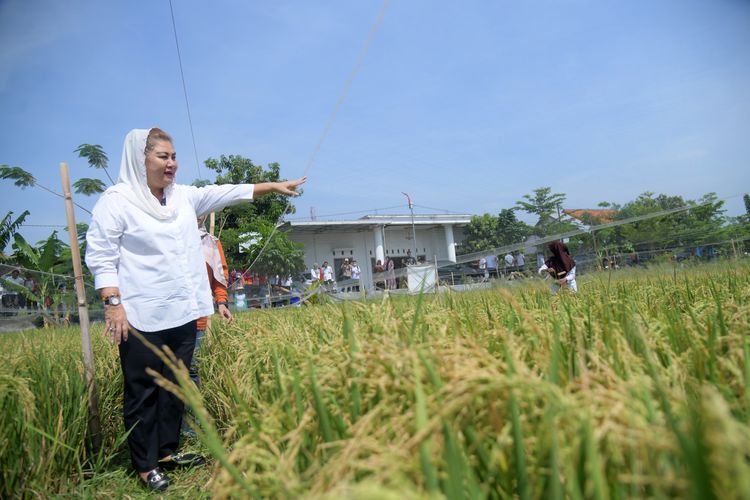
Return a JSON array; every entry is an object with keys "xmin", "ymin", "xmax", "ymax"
[
  {"xmin": 102, "ymin": 294, "xmax": 122, "ymax": 306},
  {"xmin": 216, "ymin": 301, "xmax": 229, "ymax": 307}
]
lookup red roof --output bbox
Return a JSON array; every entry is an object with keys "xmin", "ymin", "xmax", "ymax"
[{"xmin": 563, "ymin": 209, "xmax": 617, "ymax": 223}]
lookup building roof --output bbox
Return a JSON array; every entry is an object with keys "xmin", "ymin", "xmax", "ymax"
[
  {"xmin": 562, "ymin": 209, "xmax": 618, "ymax": 223},
  {"xmin": 279, "ymin": 214, "xmax": 473, "ymax": 234}
]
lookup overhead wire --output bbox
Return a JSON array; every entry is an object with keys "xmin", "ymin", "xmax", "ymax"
[
  {"xmin": 412, "ymin": 204, "xmax": 465, "ymax": 214},
  {"xmin": 168, "ymin": 0, "xmax": 202, "ymax": 181},
  {"xmin": 286, "ymin": 204, "xmax": 405, "ymax": 221},
  {"xmin": 240, "ymin": 0, "xmax": 392, "ymax": 276}
]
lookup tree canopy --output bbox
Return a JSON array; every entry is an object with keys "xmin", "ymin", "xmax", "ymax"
[
  {"xmin": 464, "ymin": 209, "xmax": 530, "ymax": 253},
  {"xmin": 202, "ymin": 155, "xmax": 304, "ymax": 277}
]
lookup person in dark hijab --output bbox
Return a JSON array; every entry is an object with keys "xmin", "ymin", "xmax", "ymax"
[{"xmin": 538, "ymin": 241, "xmax": 578, "ymax": 293}]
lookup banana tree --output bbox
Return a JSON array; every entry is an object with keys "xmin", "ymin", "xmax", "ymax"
[
  {"xmin": 1, "ymin": 210, "xmax": 29, "ymax": 261},
  {"xmin": 4, "ymin": 231, "xmax": 76, "ymax": 322}
]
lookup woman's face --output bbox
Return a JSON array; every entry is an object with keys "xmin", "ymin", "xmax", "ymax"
[{"xmin": 145, "ymin": 140, "xmax": 177, "ymax": 194}]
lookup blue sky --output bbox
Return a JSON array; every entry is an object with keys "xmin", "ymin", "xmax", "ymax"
[{"xmin": 1, "ymin": 0, "xmax": 749, "ymax": 246}]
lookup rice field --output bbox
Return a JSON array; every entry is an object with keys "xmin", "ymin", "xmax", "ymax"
[{"xmin": 1, "ymin": 261, "xmax": 749, "ymax": 498}]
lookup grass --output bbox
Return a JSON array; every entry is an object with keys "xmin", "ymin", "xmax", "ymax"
[{"xmin": 1, "ymin": 260, "xmax": 750, "ymax": 498}]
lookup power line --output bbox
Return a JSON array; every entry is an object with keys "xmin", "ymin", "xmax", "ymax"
[
  {"xmin": 413, "ymin": 204, "xmax": 464, "ymax": 215},
  {"xmin": 241, "ymin": 0, "xmax": 391, "ymax": 275},
  {"xmin": 286, "ymin": 204, "xmax": 405, "ymax": 221},
  {"xmin": 168, "ymin": 0, "xmax": 202, "ymax": 181}
]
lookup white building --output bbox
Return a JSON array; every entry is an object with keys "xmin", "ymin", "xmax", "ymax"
[{"xmin": 279, "ymin": 214, "xmax": 472, "ymax": 289}]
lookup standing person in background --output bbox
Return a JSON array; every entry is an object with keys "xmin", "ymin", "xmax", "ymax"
[
  {"xmin": 339, "ymin": 258, "xmax": 352, "ymax": 291},
  {"xmin": 24, "ymin": 273, "xmax": 37, "ymax": 309},
  {"xmin": 515, "ymin": 251, "xmax": 526, "ymax": 272},
  {"xmin": 538, "ymin": 241, "xmax": 577, "ymax": 293},
  {"xmin": 85, "ymin": 128, "xmax": 305, "ymax": 492},
  {"xmin": 373, "ymin": 259, "xmax": 385, "ymax": 290},
  {"xmin": 405, "ymin": 249, "xmax": 416, "ymax": 266},
  {"xmin": 479, "ymin": 257, "xmax": 488, "ymax": 280},
  {"xmin": 310, "ymin": 263, "xmax": 320, "ymax": 282},
  {"xmin": 504, "ymin": 252, "xmax": 516, "ymax": 275},
  {"xmin": 229, "ymin": 269, "xmax": 242, "ymax": 287},
  {"xmin": 485, "ymin": 253, "xmax": 498, "ymax": 278},
  {"xmin": 322, "ymin": 261, "xmax": 334, "ymax": 291},
  {"xmin": 385, "ymin": 257, "xmax": 397, "ymax": 290},
  {"xmin": 350, "ymin": 260, "xmax": 361, "ymax": 292},
  {"xmin": 183, "ymin": 216, "xmax": 233, "ymax": 437},
  {"xmin": 536, "ymin": 252, "xmax": 546, "ymax": 270}
]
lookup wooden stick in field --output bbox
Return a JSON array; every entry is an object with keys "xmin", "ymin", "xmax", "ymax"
[
  {"xmin": 60, "ymin": 162, "xmax": 102, "ymax": 452},
  {"xmin": 207, "ymin": 212, "xmax": 216, "ymax": 332}
]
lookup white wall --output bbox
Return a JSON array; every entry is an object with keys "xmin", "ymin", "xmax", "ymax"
[{"xmin": 290, "ymin": 225, "xmax": 461, "ymax": 289}]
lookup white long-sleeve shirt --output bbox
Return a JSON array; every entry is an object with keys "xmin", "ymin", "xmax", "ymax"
[{"xmin": 85, "ymin": 183, "xmax": 254, "ymax": 332}]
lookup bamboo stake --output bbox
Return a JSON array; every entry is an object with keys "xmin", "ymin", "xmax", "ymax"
[
  {"xmin": 207, "ymin": 212, "xmax": 216, "ymax": 332},
  {"xmin": 60, "ymin": 162, "xmax": 102, "ymax": 452}
]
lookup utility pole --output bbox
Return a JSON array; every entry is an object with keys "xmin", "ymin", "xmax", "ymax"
[{"xmin": 402, "ymin": 192, "xmax": 418, "ymax": 263}]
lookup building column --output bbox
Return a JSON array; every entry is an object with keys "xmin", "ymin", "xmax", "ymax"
[
  {"xmin": 373, "ymin": 225, "xmax": 385, "ymax": 266},
  {"xmin": 444, "ymin": 224, "xmax": 456, "ymax": 263}
]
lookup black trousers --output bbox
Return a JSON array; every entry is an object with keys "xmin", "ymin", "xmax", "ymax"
[{"xmin": 118, "ymin": 320, "xmax": 197, "ymax": 472}]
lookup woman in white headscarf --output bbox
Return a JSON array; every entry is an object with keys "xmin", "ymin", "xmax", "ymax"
[{"xmin": 85, "ymin": 128, "xmax": 305, "ymax": 491}]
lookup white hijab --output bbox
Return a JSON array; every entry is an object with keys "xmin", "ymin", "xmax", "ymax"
[{"xmin": 108, "ymin": 128, "xmax": 176, "ymax": 220}]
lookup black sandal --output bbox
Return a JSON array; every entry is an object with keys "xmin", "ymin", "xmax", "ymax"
[
  {"xmin": 158, "ymin": 452, "xmax": 206, "ymax": 470},
  {"xmin": 140, "ymin": 467, "xmax": 170, "ymax": 491}
]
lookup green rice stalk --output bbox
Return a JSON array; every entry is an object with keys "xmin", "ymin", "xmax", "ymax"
[{"xmin": 413, "ymin": 361, "xmax": 439, "ymax": 494}]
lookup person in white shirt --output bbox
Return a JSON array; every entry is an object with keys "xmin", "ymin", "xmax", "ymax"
[
  {"xmin": 322, "ymin": 261, "xmax": 334, "ymax": 291},
  {"xmin": 85, "ymin": 128, "xmax": 304, "ymax": 491},
  {"xmin": 515, "ymin": 252, "xmax": 526, "ymax": 272},
  {"xmin": 537, "ymin": 241, "xmax": 577, "ymax": 293},
  {"xmin": 504, "ymin": 253, "xmax": 515, "ymax": 274},
  {"xmin": 350, "ymin": 260, "xmax": 361, "ymax": 292}
]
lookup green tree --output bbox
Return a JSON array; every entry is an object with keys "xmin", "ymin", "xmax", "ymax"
[
  {"xmin": 240, "ymin": 221, "xmax": 306, "ymax": 279},
  {"xmin": 463, "ymin": 209, "xmax": 530, "ymax": 253},
  {"xmin": 202, "ymin": 155, "xmax": 304, "ymax": 276},
  {"xmin": 515, "ymin": 187, "xmax": 566, "ymax": 222},
  {"xmin": 744, "ymin": 193, "xmax": 750, "ymax": 217},
  {"xmin": 614, "ymin": 192, "xmax": 726, "ymax": 255},
  {"xmin": 4, "ymin": 231, "xmax": 75, "ymax": 315},
  {"xmin": 515, "ymin": 187, "xmax": 569, "ymax": 236},
  {"xmin": 496, "ymin": 208, "xmax": 530, "ymax": 245},
  {"xmin": 1, "ymin": 210, "xmax": 29, "ymax": 260},
  {"xmin": 463, "ymin": 214, "xmax": 498, "ymax": 253},
  {"xmin": 0, "ymin": 165, "xmax": 97, "ymax": 210},
  {"xmin": 75, "ymin": 143, "xmax": 114, "ymax": 184},
  {"xmin": 72, "ymin": 178, "xmax": 106, "ymax": 195},
  {"xmin": 1, "ymin": 165, "xmax": 47, "ymax": 190}
]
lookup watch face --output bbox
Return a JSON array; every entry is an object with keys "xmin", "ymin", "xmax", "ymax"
[{"xmin": 107, "ymin": 296, "xmax": 122, "ymax": 306}]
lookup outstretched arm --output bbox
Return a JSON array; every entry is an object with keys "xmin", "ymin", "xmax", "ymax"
[{"xmin": 254, "ymin": 177, "xmax": 307, "ymax": 197}]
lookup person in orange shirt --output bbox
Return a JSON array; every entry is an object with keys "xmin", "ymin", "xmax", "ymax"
[
  {"xmin": 189, "ymin": 216, "xmax": 233, "ymax": 388},
  {"xmin": 184, "ymin": 216, "xmax": 233, "ymax": 438}
]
